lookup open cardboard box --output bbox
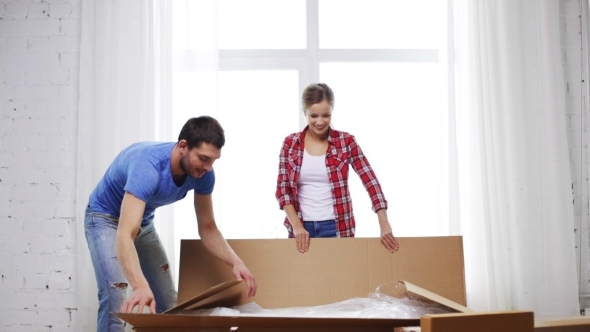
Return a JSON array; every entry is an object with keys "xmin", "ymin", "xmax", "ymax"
[
  {"xmin": 534, "ymin": 316, "xmax": 590, "ymax": 331},
  {"xmin": 116, "ymin": 237, "xmax": 534, "ymax": 332}
]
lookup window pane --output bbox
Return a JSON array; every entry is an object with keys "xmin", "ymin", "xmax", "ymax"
[
  {"xmin": 320, "ymin": 62, "xmax": 441, "ymax": 237},
  {"xmin": 218, "ymin": 0, "xmax": 306, "ymax": 49},
  {"xmin": 319, "ymin": 0, "xmax": 440, "ymax": 49},
  {"xmin": 172, "ymin": 70, "xmax": 298, "ymax": 276},
  {"xmin": 172, "ymin": 71, "xmax": 218, "ymax": 134},
  {"xmin": 173, "ymin": 70, "xmax": 299, "ymax": 243},
  {"xmin": 216, "ymin": 70, "xmax": 299, "ymax": 239},
  {"xmin": 173, "ymin": 0, "xmax": 217, "ymax": 50}
]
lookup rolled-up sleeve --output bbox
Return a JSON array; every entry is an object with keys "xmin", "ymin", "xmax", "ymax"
[
  {"xmin": 276, "ymin": 138, "xmax": 293, "ymax": 209},
  {"xmin": 348, "ymin": 135, "xmax": 388, "ymax": 212}
]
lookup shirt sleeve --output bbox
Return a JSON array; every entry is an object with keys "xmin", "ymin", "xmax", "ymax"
[
  {"xmin": 124, "ymin": 160, "xmax": 160, "ymax": 202},
  {"xmin": 275, "ymin": 137, "xmax": 294, "ymax": 209},
  {"xmin": 347, "ymin": 135, "xmax": 388, "ymax": 212},
  {"xmin": 194, "ymin": 169, "xmax": 215, "ymax": 195}
]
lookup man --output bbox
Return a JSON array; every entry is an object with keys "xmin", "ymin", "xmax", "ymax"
[{"xmin": 84, "ymin": 116, "xmax": 257, "ymax": 331}]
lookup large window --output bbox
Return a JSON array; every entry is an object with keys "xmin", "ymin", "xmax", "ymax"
[{"xmin": 170, "ymin": 0, "xmax": 446, "ymax": 278}]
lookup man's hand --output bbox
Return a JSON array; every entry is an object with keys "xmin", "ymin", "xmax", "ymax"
[
  {"xmin": 231, "ymin": 260, "xmax": 257, "ymax": 300},
  {"xmin": 195, "ymin": 193, "xmax": 258, "ymax": 300},
  {"xmin": 120, "ymin": 284, "xmax": 156, "ymax": 314},
  {"xmin": 292, "ymin": 224, "xmax": 310, "ymax": 253}
]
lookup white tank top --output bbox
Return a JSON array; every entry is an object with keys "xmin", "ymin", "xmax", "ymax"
[{"xmin": 297, "ymin": 150, "xmax": 335, "ymax": 221}]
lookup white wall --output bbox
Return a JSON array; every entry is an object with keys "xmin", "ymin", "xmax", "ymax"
[
  {"xmin": 0, "ymin": 0, "xmax": 587, "ymax": 330},
  {"xmin": 0, "ymin": 0, "xmax": 80, "ymax": 330},
  {"xmin": 560, "ymin": 0, "xmax": 590, "ymax": 313}
]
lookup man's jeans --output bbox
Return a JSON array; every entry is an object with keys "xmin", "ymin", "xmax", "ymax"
[{"xmin": 85, "ymin": 206, "xmax": 177, "ymax": 332}]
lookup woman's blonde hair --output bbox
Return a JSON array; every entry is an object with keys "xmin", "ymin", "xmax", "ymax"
[{"xmin": 301, "ymin": 83, "xmax": 334, "ymax": 113}]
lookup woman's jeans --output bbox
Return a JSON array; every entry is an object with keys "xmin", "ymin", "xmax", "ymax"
[
  {"xmin": 85, "ymin": 206, "xmax": 177, "ymax": 332},
  {"xmin": 302, "ymin": 219, "xmax": 337, "ymax": 238}
]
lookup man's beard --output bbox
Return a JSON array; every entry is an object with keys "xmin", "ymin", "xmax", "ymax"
[
  {"xmin": 179, "ymin": 153, "xmax": 205, "ymax": 179},
  {"xmin": 179, "ymin": 153, "xmax": 189, "ymax": 175}
]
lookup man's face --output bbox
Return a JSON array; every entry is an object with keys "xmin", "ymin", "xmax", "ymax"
[{"xmin": 179, "ymin": 142, "xmax": 221, "ymax": 178}]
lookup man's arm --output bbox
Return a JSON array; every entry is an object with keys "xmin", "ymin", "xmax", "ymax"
[
  {"xmin": 116, "ymin": 192, "xmax": 156, "ymax": 314},
  {"xmin": 194, "ymin": 193, "xmax": 257, "ymax": 300}
]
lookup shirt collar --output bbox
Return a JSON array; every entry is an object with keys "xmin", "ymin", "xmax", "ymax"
[{"xmin": 299, "ymin": 125, "xmax": 336, "ymax": 145}]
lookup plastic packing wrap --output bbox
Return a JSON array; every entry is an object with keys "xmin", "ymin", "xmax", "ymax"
[{"xmin": 173, "ymin": 281, "xmax": 453, "ymax": 319}]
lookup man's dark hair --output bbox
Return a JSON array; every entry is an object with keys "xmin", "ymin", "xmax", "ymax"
[{"xmin": 178, "ymin": 116, "xmax": 225, "ymax": 149}]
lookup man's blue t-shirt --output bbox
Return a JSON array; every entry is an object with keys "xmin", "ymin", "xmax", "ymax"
[{"xmin": 88, "ymin": 142, "xmax": 215, "ymax": 225}]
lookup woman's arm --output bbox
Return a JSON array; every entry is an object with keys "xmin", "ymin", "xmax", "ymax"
[
  {"xmin": 275, "ymin": 139, "xmax": 294, "ymax": 208},
  {"xmin": 275, "ymin": 137, "xmax": 310, "ymax": 252},
  {"xmin": 347, "ymin": 135, "xmax": 388, "ymax": 211},
  {"xmin": 348, "ymin": 136, "xmax": 399, "ymax": 253},
  {"xmin": 283, "ymin": 204, "xmax": 309, "ymax": 253},
  {"xmin": 376, "ymin": 208, "xmax": 399, "ymax": 253}
]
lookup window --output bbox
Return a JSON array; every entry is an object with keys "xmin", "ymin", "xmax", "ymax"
[{"xmin": 170, "ymin": 0, "xmax": 447, "ymax": 284}]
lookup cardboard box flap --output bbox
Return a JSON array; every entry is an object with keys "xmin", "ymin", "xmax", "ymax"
[
  {"xmin": 166, "ymin": 279, "xmax": 472, "ymax": 316},
  {"xmin": 535, "ymin": 316, "xmax": 590, "ymax": 328},
  {"xmin": 421, "ymin": 311, "xmax": 533, "ymax": 332},
  {"xmin": 162, "ymin": 280, "xmax": 242, "ymax": 313},
  {"xmin": 114, "ymin": 313, "xmax": 419, "ymax": 329},
  {"xmin": 401, "ymin": 281, "xmax": 474, "ymax": 313}
]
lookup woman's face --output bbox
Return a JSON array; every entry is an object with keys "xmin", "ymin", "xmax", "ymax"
[{"xmin": 305, "ymin": 99, "xmax": 332, "ymax": 137}]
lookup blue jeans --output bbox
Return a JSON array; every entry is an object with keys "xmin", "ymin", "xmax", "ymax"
[
  {"xmin": 303, "ymin": 219, "xmax": 337, "ymax": 238},
  {"xmin": 85, "ymin": 206, "xmax": 177, "ymax": 332}
]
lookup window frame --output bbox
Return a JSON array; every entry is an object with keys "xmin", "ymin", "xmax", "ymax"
[
  {"xmin": 218, "ymin": 0, "xmax": 440, "ymax": 129},
  {"xmin": 168, "ymin": 0, "xmax": 449, "ymax": 287}
]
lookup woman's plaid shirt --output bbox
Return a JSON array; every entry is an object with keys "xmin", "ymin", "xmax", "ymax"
[{"xmin": 275, "ymin": 127, "xmax": 388, "ymax": 238}]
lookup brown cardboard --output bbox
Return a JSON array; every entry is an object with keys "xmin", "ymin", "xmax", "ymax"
[
  {"xmin": 116, "ymin": 237, "xmax": 535, "ymax": 331},
  {"xmin": 177, "ymin": 237, "xmax": 468, "ymax": 309},
  {"xmin": 162, "ymin": 280, "xmax": 242, "ymax": 313},
  {"xmin": 394, "ymin": 328, "xmax": 421, "ymax": 332},
  {"xmin": 534, "ymin": 316, "xmax": 590, "ymax": 331},
  {"xmin": 116, "ymin": 280, "xmax": 461, "ymax": 331},
  {"xmin": 421, "ymin": 311, "xmax": 534, "ymax": 332},
  {"xmin": 114, "ymin": 314, "xmax": 415, "ymax": 331},
  {"xmin": 403, "ymin": 281, "xmax": 473, "ymax": 314}
]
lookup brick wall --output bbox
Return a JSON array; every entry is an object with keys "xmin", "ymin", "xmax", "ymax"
[{"xmin": 0, "ymin": 0, "xmax": 80, "ymax": 330}]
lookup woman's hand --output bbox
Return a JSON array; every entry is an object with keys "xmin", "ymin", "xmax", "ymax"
[
  {"xmin": 377, "ymin": 209, "xmax": 399, "ymax": 253},
  {"xmin": 284, "ymin": 205, "xmax": 310, "ymax": 253},
  {"xmin": 292, "ymin": 223, "xmax": 310, "ymax": 253},
  {"xmin": 379, "ymin": 221, "xmax": 399, "ymax": 253}
]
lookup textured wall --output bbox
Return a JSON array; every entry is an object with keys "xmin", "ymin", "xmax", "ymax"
[{"xmin": 0, "ymin": 0, "xmax": 80, "ymax": 330}]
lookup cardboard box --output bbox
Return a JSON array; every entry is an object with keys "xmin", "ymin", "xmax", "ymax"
[
  {"xmin": 421, "ymin": 311, "xmax": 533, "ymax": 332},
  {"xmin": 394, "ymin": 327, "xmax": 421, "ymax": 332},
  {"xmin": 116, "ymin": 237, "xmax": 533, "ymax": 331},
  {"xmin": 534, "ymin": 316, "xmax": 590, "ymax": 331}
]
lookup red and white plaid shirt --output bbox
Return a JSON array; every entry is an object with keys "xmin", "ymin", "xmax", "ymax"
[{"xmin": 275, "ymin": 126, "xmax": 388, "ymax": 237}]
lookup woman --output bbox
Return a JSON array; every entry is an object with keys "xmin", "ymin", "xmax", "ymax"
[{"xmin": 275, "ymin": 83, "xmax": 399, "ymax": 253}]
